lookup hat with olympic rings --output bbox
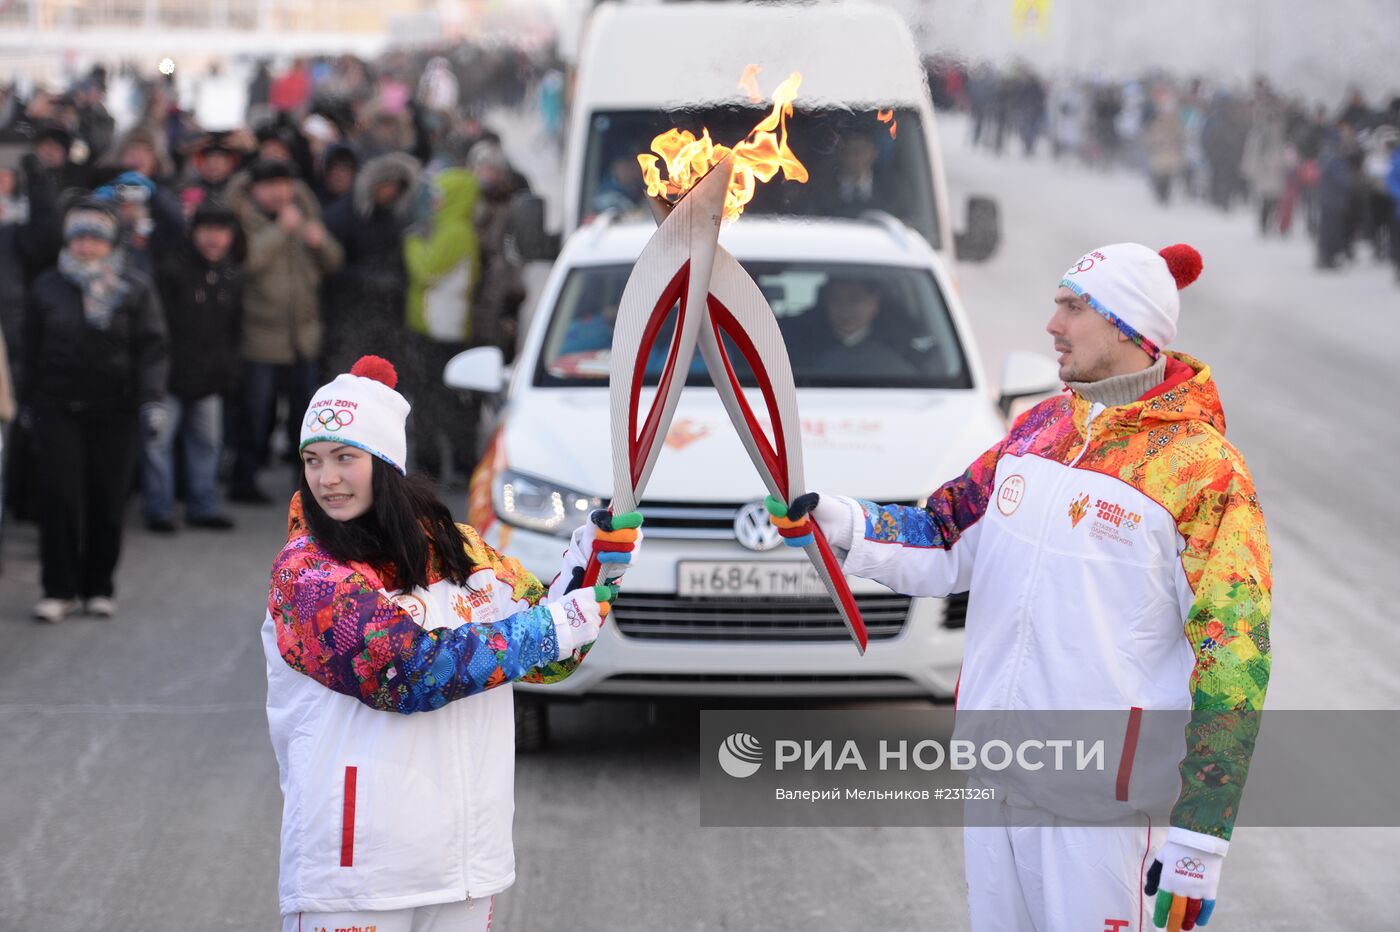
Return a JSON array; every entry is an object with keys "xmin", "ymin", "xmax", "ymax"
[
  {"xmin": 300, "ymin": 355, "xmax": 411, "ymax": 473},
  {"xmin": 1059, "ymin": 243, "xmax": 1203, "ymax": 361}
]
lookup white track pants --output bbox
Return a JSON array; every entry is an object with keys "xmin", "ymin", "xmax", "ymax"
[
  {"xmin": 282, "ymin": 895, "xmax": 493, "ymax": 932},
  {"xmin": 966, "ymin": 806, "xmax": 1156, "ymax": 932}
]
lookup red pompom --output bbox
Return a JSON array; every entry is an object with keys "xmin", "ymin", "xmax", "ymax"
[
  {"xmin": 1159, "ymin": 243, "xmax": 1203, "ymax": 289},
  {"xmin": 350, "ymin": 355, "xmax": 398, "ymax": 389}
]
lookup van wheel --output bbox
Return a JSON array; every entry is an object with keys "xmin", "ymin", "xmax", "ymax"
[{"xmin": 515, "ymin": 696, "xmax": 549, "ymax": 752}]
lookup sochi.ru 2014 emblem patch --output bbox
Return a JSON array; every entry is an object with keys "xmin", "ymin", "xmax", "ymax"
[{"xmin": 996, "ymin": 475, "xmax": 1026, "ymax": 516}]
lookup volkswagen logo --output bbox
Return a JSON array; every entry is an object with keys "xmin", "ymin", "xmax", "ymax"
[{"xmin": 734, "ymin": 501, "xmax": 783, "ymax": 551}]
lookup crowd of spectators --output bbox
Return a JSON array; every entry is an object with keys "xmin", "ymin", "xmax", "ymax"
[
  {"xmin": 0, "ymin": 44, "xmax": 562, "ymax": 621},
  {"xmin": 927, "ymin": 58, "xmax": 1400, "ymax": 279}
]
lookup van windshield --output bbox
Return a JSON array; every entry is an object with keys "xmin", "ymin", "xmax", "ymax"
[
  {"xmin": 536, "ymin": 260, "xmax": 970, "ymax": 390},
  {"xmin": 581, "ymin": 106, "xmax": 940, "ymax": 248}
]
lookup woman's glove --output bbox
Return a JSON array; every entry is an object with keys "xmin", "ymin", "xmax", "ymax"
[
  {"xmin": 560, "ymin": 509, "xmax": 643, "ymax": 593},
  {"xmin": 1145, "ymin": 835, "xmax": 1226, "ymax": 930},
  {"xmin": 549, "ymin": 584, "xmax": 617, "ymax": 659},
  {"xmin": 766, "ymin": 492, "xmax": 858, "ymax": 551}
]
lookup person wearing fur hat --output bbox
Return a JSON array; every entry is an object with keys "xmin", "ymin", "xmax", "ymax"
[
  {"xmin": 772, "ymin": 244, "xmax": 1271, "ymax": 932},
  {"xmin": 264, "ymin": 355, "xmax": 642, "ymax": 930},
  {"xmin": 143, "ymin": 202, "xmax": 246, "ymax": 532},
  {"xmin": 22, "ymin": 199, "xmax": 168, "ymax": 622},
  {"xmin": 320, "ymin": 151, "xmax": 418, "ymax": 375}
]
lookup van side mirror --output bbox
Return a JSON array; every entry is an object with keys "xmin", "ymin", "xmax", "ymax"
[
  {"xmin": 444, "ymin": 346, "xmax": 510, "ymax": 395},
  {"xmin": 954, "ymin": 195, "xmax": 1000, "ymax": 263},
  {"xmin": 997, "ymin": 351, "xmax": 1060, "ymax": 418},
  {"xmin": 509, "ymin": 193, "xmax": 560, "ymax": 262}
]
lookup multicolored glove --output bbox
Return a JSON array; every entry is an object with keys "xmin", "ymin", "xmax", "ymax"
[
  {"xmin": 1144, "ymin": 837, "xmax": 1225, "ymax": 930},
  {"xmin": 562, "ymin": 509, "xmax": 643, "ymax": 593},
  {"xmin": 550, "ymin": 584, "xmax": 618, "ymax": 659},
  {"xmin": 766, "ymin": 493, "xmax": 857, "ymax": 551},
  {"xmin": 765, "ymin": 494, "xmax": 816, "ymax": 548}
]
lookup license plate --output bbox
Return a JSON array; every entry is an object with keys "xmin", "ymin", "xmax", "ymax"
[{"xmin": 676, "ymin": 561, "xmax": 827, "ymax": 598}]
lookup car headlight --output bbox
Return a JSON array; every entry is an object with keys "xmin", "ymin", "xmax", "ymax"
[{"xmin": 493, "ymin": 468, "xmax": 602, "ymax": 536}]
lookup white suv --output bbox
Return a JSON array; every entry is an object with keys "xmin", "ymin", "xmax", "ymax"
[{"xmin": 448, "ymin": 213, "xmax": 1056, "ymax": 709}]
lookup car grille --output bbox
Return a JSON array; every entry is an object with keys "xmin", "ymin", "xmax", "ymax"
[
  {"xmin": 942, "ymin": 592, "xmax": 968, "ymax": 629},
  {"xmin": 638, "ymin": 500, "xmax": 743, "ymax": 540},
  {"xmin": 613, "ymin": 592, "xmax": 918, "ymax": 641}
]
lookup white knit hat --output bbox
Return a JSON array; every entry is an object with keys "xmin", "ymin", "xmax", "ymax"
[
  {"xmin": 1059, "ymin": 243, "xmax": 1203, "ymax": 360},
  {"xmin": 300, "ymin": 356, "xmax": 411, "ymax": 474}
]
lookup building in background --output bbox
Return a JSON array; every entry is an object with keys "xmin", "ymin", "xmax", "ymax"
[
  {"xmin": 881, "ymin": 0, "xmax": 1398, "ymax": 105},
  {"xmin": 0, "ymin": 0, "xmax": 559, "ymax": 88}
]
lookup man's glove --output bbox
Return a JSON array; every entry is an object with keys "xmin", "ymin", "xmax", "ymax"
[
  {"xmin": 561, "ymin": 509, "xmax": 643, "ymax": 593},
  {"xmin": 1144, "ymin": 837, "xmax": 1225, "ymax": 930},
  {"xmin": 766, "ymin": 492, "xmax": 858, "ymax": 551},
  {"xmin": 549, "ymin": 584, "xmax": 617, "ymax": 659}
]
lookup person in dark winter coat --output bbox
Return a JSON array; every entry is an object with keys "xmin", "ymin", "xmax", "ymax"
[
  {"xmin": 321, "ymin": 151, "xmax": 418, "ymax": 375},
  {"xmin": 1316, "ymin": 134, "xmax": 1363, "ymax": 269},
  {"xmin": 21, "ymin": 200, "xmax": 167, "ymax": 622},
  {"xmin": 314, "ymin": 142, "xmax": 359, "ymax": 208},
  {"xmin": 17, "ymin": 123, "xmax": 88, "ymax": 283},
  {"xmin": 74, "ymin": 79, "xmax": 116, "ymax": 163},
  {"xmin": 93, "ymin": 170, "xmax": 165, "ymax": 278},
  {"xmin": 144, "ymin": 203, "xmax": 245, "ymax": 532},
  {"xmin": 466, "ymin": 141, "xmax": 528, "ymax": 361}
]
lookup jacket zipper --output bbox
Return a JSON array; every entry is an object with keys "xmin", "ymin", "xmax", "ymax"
[{"xmin": 1000, "ymin": 402, "xmax": 1104, "ymax": 709}]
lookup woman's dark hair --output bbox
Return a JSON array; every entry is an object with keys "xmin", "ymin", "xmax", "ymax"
[{"xmin": 299, "ymin": 455, "xmax": 475, "ymax": 592}]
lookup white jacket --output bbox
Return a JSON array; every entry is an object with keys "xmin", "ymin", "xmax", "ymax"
[
  {"xmin": 263, "ymin": 494, "xmax": 591, "ymax": 914},
  {"xmin": 830, "ymin": 355, "xmax": 1271, "ymax": 848}
]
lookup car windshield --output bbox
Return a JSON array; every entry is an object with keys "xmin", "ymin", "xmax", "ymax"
[
  {"xmin": 581, "ymin": 106, "xmax": 940, "ymax": 249},
  {"xmin": 535, "ymin": 260, "xmax": 970, "ymax": 390}
]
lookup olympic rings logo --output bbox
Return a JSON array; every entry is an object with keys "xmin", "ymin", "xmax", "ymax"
[
  {"xmin": 306, "ymin": 408, "xmax": 355, "ymax": 433},
  {"xmin": 1176, "ymin": 857, "xmax": 1206, "ymax": 873}
]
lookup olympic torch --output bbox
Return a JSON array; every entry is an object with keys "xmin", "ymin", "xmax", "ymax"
[{"xmin": 580, "ymin": 70, "xmax": 868, "ymax": 653}]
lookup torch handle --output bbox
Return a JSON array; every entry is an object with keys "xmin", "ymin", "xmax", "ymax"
[
  {"xmin": 809, "ymin": 520, "xmax": 869, "ymax": 654},
  {"xmin": 580, "ymin": 550, "xmax": 604, "ymax": 589}
]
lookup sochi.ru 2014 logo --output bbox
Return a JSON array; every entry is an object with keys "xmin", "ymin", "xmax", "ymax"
[{"xmin": 718, "ymin": 732, "xmax": 764, "ymax": 778}]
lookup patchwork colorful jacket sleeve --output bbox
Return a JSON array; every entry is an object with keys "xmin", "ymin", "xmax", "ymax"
[
  {"xmin": 842, "ymin": 414, "xmax": 1020, "ymax": 598},
  {"xmin": 1170, "ymin": 465, "xmax": 1272, "ymax": 842},
  {"xmin": 464, "ymin": 523, "xmax": 590, "ymax": 687},
  {"xmin": 270, "ymin": 540, "xmax": 568, "ymax": 714}
]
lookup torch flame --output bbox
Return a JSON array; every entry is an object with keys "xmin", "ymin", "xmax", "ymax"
[
  {"xmin": 637, "ymin": 70, "xmax": 809, "ymax": 221},
  {"xmin": 877, "ymin": 109, "xmax": 898, "ymax": 139}
]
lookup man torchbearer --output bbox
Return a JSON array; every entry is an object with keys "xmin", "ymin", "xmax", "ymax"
[{"xmin": 775, "ymin": 243, "xmax": 1271, "ymax": 931}]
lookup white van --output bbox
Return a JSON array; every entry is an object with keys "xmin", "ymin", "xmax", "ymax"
[{"xmin": 514, "ymin": 0, "xmax": 1000, "ymax": 262}]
